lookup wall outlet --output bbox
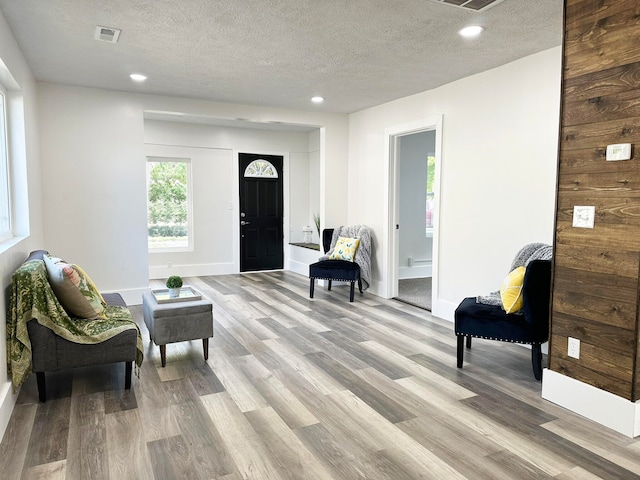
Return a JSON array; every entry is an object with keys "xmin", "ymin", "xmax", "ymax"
[{"xmin": 568, "ymin": 337, "xmax": 580, "ymax": 359}]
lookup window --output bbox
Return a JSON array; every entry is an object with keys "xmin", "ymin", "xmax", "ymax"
[
  {"xmin": 0, "ymin": 88, "xmax": 11, "ymax": 242},
  {"xmin": 426, "ymin": 155, "xmax": 435, "ymax": 235},
  {"xmin": 244, "ymin": 159, "xmax": 278, "ymax": 178},
  {"xmin": 146, "ymin": 158, "xmax": 192, "ymax": 251}
]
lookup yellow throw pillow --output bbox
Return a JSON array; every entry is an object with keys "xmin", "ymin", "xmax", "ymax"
[
  {"xmin": 500, "ymin": 266, "xmax": 526, "ymax": 314},
  {"xmin": 329, "ymin": 237, "xmax": 361, "ymax": 262}
]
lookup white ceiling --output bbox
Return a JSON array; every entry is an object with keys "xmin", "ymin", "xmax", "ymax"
[{"xmin": 0, "ymin": 0, "xmax": 563, "ymax": 114}]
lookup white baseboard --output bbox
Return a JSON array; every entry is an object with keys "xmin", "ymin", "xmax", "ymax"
[
  {"xmin": 542, "ymin": 368, "xmax": 640, "ymax": 438},
  {"xmin": 0, "ymin": 380, "xmax": 16, "ymax": 442},
  {"xmin": 432, "ymin": 298, "xmax": 457, "ymax": 322},
  {"xmin": 287, "ymin": 259, "xmax": 311, "ymax": 277},
  {"xmin": 149, "ymin": 262, "xmax": 236, "ymax": 281},
  {"xmin": 102, "ymin": 287, "xmax": 149, "ymax": 306},
  {"xmin": 399, "ymin": 265, "xmax": 432, "ymax": 279}
]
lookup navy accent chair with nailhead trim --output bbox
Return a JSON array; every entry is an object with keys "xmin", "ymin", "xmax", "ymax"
[
  {"xmin": 309, "ymin": 229, "xmax": 363, "ymax": 302},
  {"xmin": 454, "ymin": 259, "xmax": 552, "ymax": 380}
]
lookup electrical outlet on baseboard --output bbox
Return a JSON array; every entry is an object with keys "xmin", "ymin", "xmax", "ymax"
[{"xmin": 568, "ymin": 337, "xmax": 580, "ymax": 359}]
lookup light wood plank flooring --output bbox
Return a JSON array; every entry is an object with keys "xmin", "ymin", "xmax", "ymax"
[{"xmin": 2, "ymin": 270, "xmax": 640, "ymax": 479}]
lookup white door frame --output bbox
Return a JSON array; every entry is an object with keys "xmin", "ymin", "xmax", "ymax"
[{"xmin": 383, "ymin": 116, "xmax": 443, "ymax": 304}]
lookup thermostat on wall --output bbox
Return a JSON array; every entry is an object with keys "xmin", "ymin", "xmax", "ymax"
[{"xmin": 606, "ymin": 143, "xmax": 632, "ymax": 161}]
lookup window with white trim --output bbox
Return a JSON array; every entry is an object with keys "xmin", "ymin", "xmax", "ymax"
[
  {"xmin": 146, "ymin": 157, "xmax": 192, "ymax": 251},
  {"xmin": 0, "ymin": 87, "xmax": 11, "ymax": 242},
  {"xmin": 244, "ymin": 159, "xmax": 278, "ymax": 178}
]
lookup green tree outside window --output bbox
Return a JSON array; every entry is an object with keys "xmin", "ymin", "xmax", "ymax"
[{"xmin": 147, "ymin": 160, "xmax": 189, "ymax": 249}]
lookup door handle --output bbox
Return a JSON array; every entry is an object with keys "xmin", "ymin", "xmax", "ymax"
[{"xmin": 241, "ymin": 221, "xmax": 251, "ymax": 226}]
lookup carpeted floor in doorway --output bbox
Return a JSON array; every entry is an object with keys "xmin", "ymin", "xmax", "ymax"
[{"xmin": 395, "ymin": 277, "xmax": 432, "ymax": 311}]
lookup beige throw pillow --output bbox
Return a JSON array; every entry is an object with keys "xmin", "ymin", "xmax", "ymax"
[{"xmin": 43, "ymin": 254, "xmax": 107, "ymax": 319}]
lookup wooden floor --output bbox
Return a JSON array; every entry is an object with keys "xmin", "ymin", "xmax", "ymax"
[{"xmin": 2, "ymin": 271, "xmax": 640, "ymax": 479}]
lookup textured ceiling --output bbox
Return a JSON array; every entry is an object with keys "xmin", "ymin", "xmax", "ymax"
[{"xmin": 0, "ymin": 0, "xmax": 563, "ymax": 114}]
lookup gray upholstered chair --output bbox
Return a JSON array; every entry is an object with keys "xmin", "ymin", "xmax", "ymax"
[{"xmin": 13, "ymin": 250, "xmax": 140, "ymax": 402}]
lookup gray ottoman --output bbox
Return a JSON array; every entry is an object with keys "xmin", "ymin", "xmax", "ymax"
[{"xmin": 142, "ymin": 290, "xmax": 213, "ymax": 367}]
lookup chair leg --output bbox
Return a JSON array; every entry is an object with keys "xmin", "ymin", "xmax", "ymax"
[
  {"xmin": 327, "ymin": 280, "xmax": 332, "ymax": 291},
  {"xmin": 349, "ymin": 282, "xmax": 355, "ymax": 302},
  {"xmin": 203, "ymin": 338, "xmax": 209, "ymax": 361},
  {"xmin": 457, "ymin": 336, "xmax": 464, "ymax": 368},
  {"xmin": 358, "ymin": 278, "xmax": 363, "ymax": 293},
  {"xmin": 466, "ymin": 336, "xmax": 472, "ymax": 348},
  {"xmin": 125, "ymin": 361, "xmax": 132, "ymax": 389},
  {"xmin": 36, "ymin": 372, "xmax": 46, "ymax": 403},
  {"xmin": 310, "ymin": 278, "xmax": 315, "ymax": 298},
  {"xmin": 532, "ymin": 344, "xmax": 543, "ymax": 381}
]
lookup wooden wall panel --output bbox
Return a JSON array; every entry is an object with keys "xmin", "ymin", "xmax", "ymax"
[
  {"xmin": 562, "ymin": 88, "xmax": 640, "ymax": 126},
  {"xmin": 551, "ymin": 0, "xmax": 640, "ymax": 401},
  {"xmin": 565, "ymin": 0, "xmax": 637, "ymax": 30},
  {"xmin": 564, "ymin": 2, "xmax": 640, "ymax": 78}
]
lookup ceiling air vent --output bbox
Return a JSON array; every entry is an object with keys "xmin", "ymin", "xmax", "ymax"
[
  {"xmin": 94, "ymin": 26, "xmax": 121, "ymax": 43},
  {"xmin": 428, "ymin": 0, "xmax": 506, "ymax": 12}
]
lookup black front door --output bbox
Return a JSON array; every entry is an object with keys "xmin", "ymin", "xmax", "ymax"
[{"xmin": 239, "ymin": 153, "xmax": 284, "ymax": 272}]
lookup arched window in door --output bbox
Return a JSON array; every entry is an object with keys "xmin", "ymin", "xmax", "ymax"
[{"xmin": 244, "ymin": 159, "xmax": 279, "ymax": 178}]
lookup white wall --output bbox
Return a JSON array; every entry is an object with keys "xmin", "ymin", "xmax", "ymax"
[
  {"xmin": 36, "ymin": 85, "xmax": 350, "ymax": 305},
  {"xmin": 145, "ymin": 143, "xmax": 235, "ymax": 278},
  {"xmin": 289, "ymin": 151, "xmax": 311, "ymax": 244},
  {"xmin": 348, "ymin": 47, "xmax": 562, "ymax": 319},
  {"xmin": 0, "ymin": 9, "xmax": 43, "ymax": 441},
  {"xmin": 38, "ymin": 85, "xmax": 149, "ymax": 303},
  {"xmin": 144, "ymin": 119, "xmax": 313, "ymax": 277},
  {"xmin": 309, "ymin": 129, "xmax": 321, "ymax": 244}
]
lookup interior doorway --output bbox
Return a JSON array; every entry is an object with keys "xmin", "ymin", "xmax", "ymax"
[
  {"xmin": 395, "ymin": 131, "xmax": 436, "ymax": 310},
  {"xmin": 383, "ymin": 116, "xmax": 442, "ymax": 314},
  {"xmin": 238, "ymin": 153, "xmax": 284, "ymax": 272}
]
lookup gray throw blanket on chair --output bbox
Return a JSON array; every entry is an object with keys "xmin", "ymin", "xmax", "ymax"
[
  {"xmin": 320, "ymin": 225, "xmax": 372, "ymax": 290},
  {"xmin": 477, "ymin": 242, "xmax": 552, "ymax": 307}
]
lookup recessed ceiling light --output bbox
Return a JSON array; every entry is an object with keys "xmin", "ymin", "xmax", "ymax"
[
  {"xmin": 130, "ymin": 73, "xmax": 147, "ymax": 82},
  {"xmin": 458, "ymin": 25, "xmax": 484, "ymax": 38},
  {"xmin": 311, "ymin": 96, "xmax": 324, "ymax": 104}
]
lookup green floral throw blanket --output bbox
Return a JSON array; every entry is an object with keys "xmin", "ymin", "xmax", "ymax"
[{"xmin": 7, "ymin": 259, "xmax": 143, "ymax": 390}]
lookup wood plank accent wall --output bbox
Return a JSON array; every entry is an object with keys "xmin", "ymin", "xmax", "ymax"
[{"xmin": 550, "ymin": 0, "xmax": 640, "ymax": 401}]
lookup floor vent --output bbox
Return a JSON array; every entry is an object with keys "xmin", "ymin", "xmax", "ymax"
[
  {"xmin": 427, "ymin": 0, "xmax": 506, "ymax": 12},
  {"xmin": 94, "ymin": 26, "xmax": 121, "ymax": 43}
]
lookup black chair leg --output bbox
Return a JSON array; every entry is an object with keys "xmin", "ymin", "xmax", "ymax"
[
  {"xmin": 125, "ymin": 361, "xmax": 133, "ymax": 389},
  {"xmin": 457, "ymin": 336, "xmax": 464, "ymax": 368},
  {"xmin": 327, "ymin": 280, "xmax": 332, "ymax": 291},
  {"xmin": 36, "ymin": 372, "xmax": 46, "ymax": 403},
  {"xmin": 310, "ymin": 278, "xmax": 315, "ymax": 298},
  {"xmin": 532, "ymin": 344, "xmax": 543, "ymax": 381},
  {"xmin": 466, "ymin": 336, "xmax": 472, "ymax": 348},
  {"xmin": 358, "ymin": 278, "xmax": 363, "ymax": 293},
  {"xmin": 349, "ymin": 282, "xmax": 355, "ymax": 302}
]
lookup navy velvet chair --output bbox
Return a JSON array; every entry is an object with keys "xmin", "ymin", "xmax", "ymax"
[
  {"xmin": 454, "ymin": 259, "xmax": 552, "ymax": 380},
  {"xmin": 309, "ymin": 229, "xmax": 363, "ymax": 302}
]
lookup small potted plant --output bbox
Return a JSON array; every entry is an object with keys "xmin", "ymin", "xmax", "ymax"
[{"xmin": 166, "ymin": 275, "xmax": 183, "ymax": 298}]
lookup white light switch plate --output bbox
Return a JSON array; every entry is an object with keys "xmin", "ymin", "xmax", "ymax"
[
  {"xmin": 573, "ymin": 206, "xmax": 595, "ymax": 229},
  {"xmin": 606, "ymin": 143, "xmax": 631, "ymax": 161}
]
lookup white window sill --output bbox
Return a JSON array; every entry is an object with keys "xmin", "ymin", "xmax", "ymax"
[{"xmin": 0, "ymin": 235, "xmax": 28, "ymax": 256}]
